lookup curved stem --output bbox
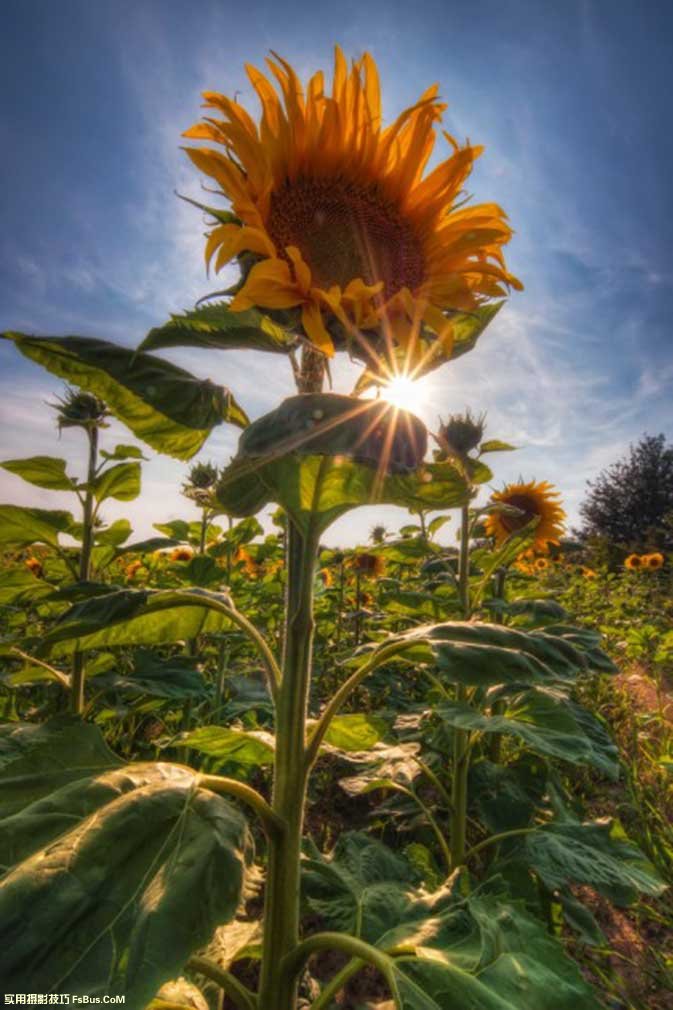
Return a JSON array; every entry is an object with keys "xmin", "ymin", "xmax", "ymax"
[
  {"xmin": 281, "ymin": 932, "xmax": 396, "ymax": 998},
  {"xmin": 198, "ymin": 774, "xmax": 285, "ymax": 838},
  {"xmin": 147, "ymin": 592, "xmax": 281, "ymax": 703},
  {"xmin": 309, "ymin": 958, "xmax": 365, "ymax": 1010},
  {"xmin": 10, "ymin": 648, "xmax": 70, "ymax": 690},
  {"xmin": 391, "ymin": 782, "xmax": 452, "ymax": 874},
  {"xmin": 187, "ymin": 956, "xmax": 257, "ymax": 1010},
  {"xmin": 450, "ymin": 504, "xmax": 472, "ymax": 870},
  {"xmin": 305, "ymin": 640, "xmax": 414, "ymax": 769},
  {"xmin": 464, "ymin": 825, "xmax": 539, "ymax": 863}
]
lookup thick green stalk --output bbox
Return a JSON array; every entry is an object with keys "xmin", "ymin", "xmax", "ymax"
[
  {"xmin": 71, "ymin": 424, "xmax": 98, "ymax": 715},
  {"xmin": 450, "ymin": 504, "xmax": 471, "ymax": 869},
  {"xmin": 257, "ymin": 519, "xmax": 319, "ymax": 1010},
  {"xmin": 489, "ymin": 566, "xmax": 507, "ymax": 764}
]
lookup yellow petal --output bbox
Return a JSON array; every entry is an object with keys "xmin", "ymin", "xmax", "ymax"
[
  {"xmin": 302, "ymin": 302, "xmax": 334, "ymax": 356},
  {"xmin": 230, "ymin": 258, "xmax": 302, "ymax": 311}
]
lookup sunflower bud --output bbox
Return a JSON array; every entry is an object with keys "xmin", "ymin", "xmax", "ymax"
[
  {"xmin": 182, "ymin": 461, "xmax": 219, "ymax": 506},
  {"xmin": 52, "ymin": 388, "xmax": 108, "ymax": 431},
  {"xmin": 435, "ymin": 410, "xmax": 485, "ymax": 461}
]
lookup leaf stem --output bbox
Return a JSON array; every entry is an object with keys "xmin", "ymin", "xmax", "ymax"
[{"xmin": 187, "ymin": 956, "xmax": 257, "ymax": 1010}]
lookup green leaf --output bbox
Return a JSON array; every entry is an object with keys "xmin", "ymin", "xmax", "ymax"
[
  {"xmin": 1, "ymin": 455, "xmax": 75, "ymax": 491},
  {"xmin": 479, "ymin": 439, "xmax": 517, "ymax": 453},
  {"xmin": 359, "ymin": 621, "xmax": 588, "ymax": 688},
  {"xmin": 139, "ymin": 302, "xmax": 298, "ymax": 355},
  {"xmin": 302, "ymin": 832, "xmax": 419, "ymax": 940},
  {"xmin": 1, "ymin": 332, "xmax": 249, "ymax": 459},
  {"xmin": 522, "ymin": 820, "xmax": 666, "ymax": 905},
  {"xmin": 217, "ymin": 394, "xmax": 469, "ymax": 535},
  {"xmin": 154, "ymin": 520, "xmax": 191, "ymax": 542},
  {"xmin": 0, "ymin": 568, "xmax": 56, "ymax": 606},
  {"xmin": 435, "ymin": 688, "xmax": 619, "ymax": 777},
  {"xmin": 92, "ymin": 461, "xmax": 142, "ymax": 502},
  {"xmin": 36, "ymin": 588, "xmax": 237, "ymax": 657},
  {"xmin": 427, "ymin": 516, "xmax": 449, "ymax": 536},
  {"xmin": 0, "ymin": 723, "xmax": 253, "ymax": 1004},
  {"xmin": 176, "ymin": 726, "xmax": 275, "ymax": 767},
  {"xmin": 304, "ymin": 835, "xmax": 601, "ymax": 1010},
  {"xmin": 100, "ymin": 443, "xmax": 147, "ymax": 461},
  {"xmin": 100, "ymin": 650, "xmax": 206, "ymax": 701},
  {"xmin": 0, "ymin": 716, "xmax": 122, "ymax": 819},
  {"xmin": 95, "ymin": 518, "xmax": 133, "ymax": 546},
  {"xmin": 0, "ymin": 504, "xmax": 74, "ymax": 546},
  {"xmin": 323, "ymin": 713, "xmax": 390, "ymax": 751}
]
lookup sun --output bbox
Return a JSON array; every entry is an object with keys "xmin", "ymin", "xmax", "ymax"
[{"xmin": 381, "ymin": 375, "xmax": 426, "ymax": 415}]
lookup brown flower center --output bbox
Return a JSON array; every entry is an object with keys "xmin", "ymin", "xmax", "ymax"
[
  {"xmin": 268, "ymin": 177, "xmax": 425, "ymax": 297},
  {"xmin": 499, "ymin": 494, "xmax": 540, "ymax": 532}
]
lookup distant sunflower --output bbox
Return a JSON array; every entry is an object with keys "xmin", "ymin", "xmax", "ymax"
[
  {"xmin": 350, "ymin": 552, "xmax": 385, "ymax": 577},
  {"xmin": 485, "ymin": 480, "xmax": 565, "ymax": 549},
  {"xmin": 534, "ymin": 556, "xmax": 549, "ymax": 572},
  {"xmin": 624, "ymin": 554, "xmax": 643, "ymax": 570},
  {"xmin": 24, "ymin": 557, "xmax": 44, "ymax": 579},
  {"xmin": 170, "ymin": 547, "xmax": 194, "ymax": 562},
  {"xmin": 643, "ymin": 552, "xmax": 664, "ymax": 570},
  {"xmin": 184, "ymin": 48, "xmax": 521, "ymax": 360},
  {"xmin": 581, "ymin": 566, "xmax": 597, "ymax": 579}
]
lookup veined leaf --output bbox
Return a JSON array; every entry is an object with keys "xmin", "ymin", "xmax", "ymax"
[
  {"xmin": 216, "ymin": 394, "xmax": 469, "ymax": 535},
  {"xmin": 139, "ymin": 302, "xmax": 298, "ymax": 355},
  {"xmin": 323, "ymin": 713, "xmax": 390, "ymax": 752},
  {"xmin": 92, "ymin": 461, "xmax": 142, "ymax": 502},
  {"xmin": 0, "ymin": 721, "xmax": 253, "ymax": 1004},
  {"xmin": 36, "ymin": 588, "xmax": 237, "ymax": 657},
  {"xmin": 1, "ymin": 455, "xmax": 75, "ymax": 491},
  {"xmin": 0, "ymin": 504, "xmax": 74, "ymax": 547},
  {"xmin": 176, "ymin": 726, "xmax": 275, "ymax": 767},
  {"xmin": 1, "ymin": 332, "xmax": 249, "ymax": 459},
  {"xmin": 435, "ymin": 688, "xmax": 619, "ymax": 777},
  {"xmin": 95, "ymin": 518, "xmax": 133, "ymax": 546}
]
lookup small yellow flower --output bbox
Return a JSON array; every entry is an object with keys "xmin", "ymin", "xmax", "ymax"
[
  {"xmin": 170, "ymin": 546, "xmax": 194, "ymax": 562},
  {"xmin": 624, "ymin": 554, "xmax": 643, "ymax": 570},
  {"xmin": 125, "ymin": 560, "xmax": 143, "ymax": 579},
  {"xmin": 534, "ymin": 556, "xmax": 549, "ymax": 572},
  {"xmin": 319, "ymin": 567, "xmax": 333, "ymax": 587},
  {"xmin": 642, "ymin": 552, "xmax": 664, "ymax": 570},
  {"xmin": 581, "ymin": 566, "xmax": 597, "ymax": 579},
  {"xmin": 24, "ymin": 557, "xmax": 44, "ymax": 578}
]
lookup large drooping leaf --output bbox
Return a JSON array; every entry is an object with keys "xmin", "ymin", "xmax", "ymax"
[
  {"xmin": 521, "ymin": 819, "xmax": 666, "ymax": 905},
  {"xmin": 0, "ymin": 765, "xmax": 253, "ymax": 1003},
  {"xmin": 434, "ymin": 688, "xmax": 619, "ymax": 777},
  {"xmin": 304, "ymin": 836, "xmax": 600, "ymax": 1009},
  {"xmin": 302, "ymin": 832, "xmax": 420, "ymax": 940},
  {"xmin": 35, "ymin": 588, "xmax": 237, "ymax": 658},
  {"xmin": 139, "ymin": 302, "xmax": 298, "ymax": 355},
  {"xmin": 1, "ymin": 332, "xmax": 249, "ymax": 459},
  {"xmin": 469, "ymin": 757, "xmax": 549, "ymax": 835},
  {"xmin": 322, "ymin": 713, "xmax": 390, "ymax": 752},
  {"xmin": 0, "ymin": 716, "xmax": 123, "ymax": 818},
  {"xmin": 0, "ymin": 504, "xmax": 74, "ymax": 547},
  {"xmin": 355, "ymin": 621, "xmax": 589, "ymax": 688},
  {"xmin": 0, "ymin": 455, "xmax": 76, "ymax": 491},
  {"xmin": 216, "ymin": 395, "xmax": 469, "ymax": 534}
]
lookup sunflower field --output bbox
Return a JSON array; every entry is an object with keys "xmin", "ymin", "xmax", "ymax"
[{"xmin": 1, "ymin": 48, "xmax": 671, "ymax": 1010}]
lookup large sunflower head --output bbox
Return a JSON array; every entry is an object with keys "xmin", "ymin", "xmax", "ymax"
[
  {"xmin": 485, "ymin": 480, "xmax": 566, "ymax": 549},
  {"xmin": 183, "ymin": 48, "xmax": 522, "ymax": 364}
]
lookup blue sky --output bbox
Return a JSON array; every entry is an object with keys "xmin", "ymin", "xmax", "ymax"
[{"xmin": 1, "ymin": 0, "xmax": 672, "ymax": 546}]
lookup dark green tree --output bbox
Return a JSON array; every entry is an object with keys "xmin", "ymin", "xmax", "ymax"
[{"xmin": 579, "ymin": 433, "xmax": 673, "ymax": 550}]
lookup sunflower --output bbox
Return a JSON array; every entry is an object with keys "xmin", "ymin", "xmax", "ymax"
[
  {"xmin": 184, "ymin": 48, "xmax": 521, "ymax": 361},
  {"xmin": 643, "ymin": 552, "xmax": 664, "ymax": 570},
  {"xmin": 485, "ymin": 480, "xmax": 565, "ymax": 549},
  {"xmin": 581, "ymin": 566, "xmax": 597, "ymax": 579},
  {"xmin": 350, "ymin": 552, "xmax": 385, "ymax": 577},
  {"xmin": 319, "ymin": 567, "xmax": 333, "ymax": 587},
  {"xmin": 534, "ymin": 556, "xmax": 549, "ymax": 572},
  {"xmin": 24, "ymin": 556, "xmax": 44, "ymax": 578},
  {"xmin": 170, "ymin": 546, "xmax": 194, "ymax": 562},
  {"xmin": 624, "ymin": 554, "xmax": 643, "ymax": 570}
]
